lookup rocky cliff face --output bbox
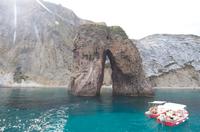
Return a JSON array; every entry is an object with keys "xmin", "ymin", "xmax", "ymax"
[
  {"xmin": 135, "ymin": 34, "xmax": 200, "ymax": 87},
  {"xmin": 0, "ymin": 0, "xmax": 91, "ymax": 86},
  {"xmin": 1, "ymin": 1, "xmax": 200, "ymax": 88},
  {"xmin": 70, "ymin": 24, "xmax": 153, "ymax": 96}
]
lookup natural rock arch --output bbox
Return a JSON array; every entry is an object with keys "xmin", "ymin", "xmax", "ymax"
[{"xmin": 70, "ymin": 24, "xmax": 153, "ymax": 96}]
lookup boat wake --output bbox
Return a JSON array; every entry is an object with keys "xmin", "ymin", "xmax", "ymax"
[{"xmin": 0, "ymin": 106, "xmax": 69, "ymax": 132}]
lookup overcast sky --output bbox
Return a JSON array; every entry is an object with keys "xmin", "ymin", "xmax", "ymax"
[{"xmin": 45, "ymin": 0, "xmax": 200, "ymax": 39}]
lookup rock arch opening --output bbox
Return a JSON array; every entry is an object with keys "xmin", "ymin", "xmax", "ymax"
[
  {"xmin": 70, "ymin": 24, "xmax": 153, "ymax": 96},
  {"xmin": 102, "ymin": 49, "xmax": 140, "ymax": 96},
  {"xmin": 101, "ymin": 50, "xmax": 114, "ymax": 95}
]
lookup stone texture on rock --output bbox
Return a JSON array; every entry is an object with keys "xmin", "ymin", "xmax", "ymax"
[
  {"xmin": 149, "ymin": 65, "xmax": 200, "ymax": 87},
  {"xmin": 135, "ymin": 34, "xmax": 200, "ymax": 87},
  {"xmin": 0, "ymin": 0, "xmax": 92, "ymax": 86},
  {"xmin": 70, "ymin": 24, "xmax": 153, "ymax": 96}
]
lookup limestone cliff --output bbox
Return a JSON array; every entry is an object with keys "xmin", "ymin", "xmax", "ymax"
[
  {"xmin": 135, "ymin": 34, "xmax": 200, "ymax": 87},
  {"xmin": 0, "ymin": 0, "xmax": 91, "ymax": 86}
]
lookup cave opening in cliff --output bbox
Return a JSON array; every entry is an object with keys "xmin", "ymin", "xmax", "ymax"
[{"xmin": 100, "ymin": 50, "xmax": 114, "ymax": 95}]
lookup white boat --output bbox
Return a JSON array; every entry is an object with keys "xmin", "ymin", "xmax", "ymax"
[{"xmin": 156, "ymin": 103, "xmax": 189, "ymax": 126}]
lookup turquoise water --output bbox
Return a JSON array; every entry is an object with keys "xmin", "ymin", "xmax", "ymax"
[{"xmin": 0, "ymin": 88, "xmax": 200, "ymax": 132}]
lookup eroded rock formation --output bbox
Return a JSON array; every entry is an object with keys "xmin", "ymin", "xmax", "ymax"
[{"xmin": 70, "ymin": 24, "xmax": 153, "ymax": 96}]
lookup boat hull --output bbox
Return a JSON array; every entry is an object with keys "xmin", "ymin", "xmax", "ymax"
[
  {"xmin": 147, "ymin": 113, "xmax": 160, "ymax": 118},
  {"xmin": 157, "ymin": 116, "xmax": 189, "ymax": 126}
]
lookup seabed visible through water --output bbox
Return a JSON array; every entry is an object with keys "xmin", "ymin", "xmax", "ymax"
[{"xmin": 0, "ymin": 87, "xmax": 200, "ymax": 132}]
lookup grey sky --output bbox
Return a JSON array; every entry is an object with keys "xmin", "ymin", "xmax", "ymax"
[{"xmin": 45, "ymin": 0, "xmax": 200, "ymax": 39}]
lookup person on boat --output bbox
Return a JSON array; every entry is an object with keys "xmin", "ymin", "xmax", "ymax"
[
  {"xmin": 165, "ymin": 110, "xmax": 182, "ymax": 122},
  {"xmin": 149, "ymin": 106, "xmax": 157, "ymax": 114},
  {"xmin": 158, "ymin": 114, "xmax": 166, "ymax": 122}
]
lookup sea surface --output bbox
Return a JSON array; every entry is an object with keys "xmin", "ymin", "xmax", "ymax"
[{"xmin": 0, "ymin": 88, "xmax": 200, "ymax": 132}]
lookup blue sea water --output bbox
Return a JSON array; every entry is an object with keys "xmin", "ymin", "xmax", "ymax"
[{"xmin": 0, "ymin": 88, "xmax": 200, "ymax": 132}]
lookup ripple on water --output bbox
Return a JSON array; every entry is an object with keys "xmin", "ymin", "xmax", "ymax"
[
  {"xmin": 1, "ymin": 88, "xmax": 200, "ymax": 132},
  {"xmin": 0, "ymin": 106, "xmax": 69, "ymax": 132}
]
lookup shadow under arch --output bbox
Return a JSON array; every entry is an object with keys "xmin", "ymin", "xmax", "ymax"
[{"xmin": 101, "ymin": 49, "xmax": 140, "ymax": 96}]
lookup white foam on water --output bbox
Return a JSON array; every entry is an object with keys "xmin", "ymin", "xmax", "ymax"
[
  {"xmin": 27, "ymin": 106, "xmax": 69, "ymax": 132},
  {"xmin": 0, "ymin": 126, "xmax": 5, "ymax": 131},
  {"xmin": 0, "ymin": 106, "xmax": 69, "ymax": 132}
]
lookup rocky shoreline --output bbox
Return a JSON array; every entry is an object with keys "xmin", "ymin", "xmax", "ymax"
[
  {"xmin": 101, "ymin": 85, "xmax": 200, "ymax": 89},
  {"xmin": 0, "ymin": 85, "xmax": 68, "ymax": 89},
  {"xmin": 0, "ymin": 84, "xmax": 199, "ymax": 90}
]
